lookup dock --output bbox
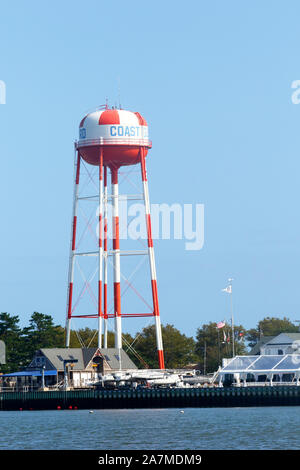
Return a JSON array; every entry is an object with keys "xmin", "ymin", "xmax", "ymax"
[{"xmin": 1, "ymin": 386, "xmax": 300, "ymax": 410}]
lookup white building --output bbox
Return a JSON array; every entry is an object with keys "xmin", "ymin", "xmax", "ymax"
[
  {"xmin": 218, "ymin": 354, "xmax": 300, "ymax": 386},
  {"xmin": 250, "ymin": 333, "xmax": 300, "ymax": 356}
]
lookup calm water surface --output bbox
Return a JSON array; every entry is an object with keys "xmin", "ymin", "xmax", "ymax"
[{"xmin": 0, "ymin": 406, "xmax": 299, "ymax": 450}]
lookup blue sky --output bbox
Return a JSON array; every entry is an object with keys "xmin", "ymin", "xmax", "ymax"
[{"xmin": 1, "ymin": 1, "xmax": 300, "ymax": 338}]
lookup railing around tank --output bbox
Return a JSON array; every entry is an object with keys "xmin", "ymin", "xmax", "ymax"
[{"xmin": 75, "ymin": 138, "xmax": 152, "ymax": 148}]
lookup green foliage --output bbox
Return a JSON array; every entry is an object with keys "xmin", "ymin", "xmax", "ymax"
[
  {"xmin": 0, "ymin": 311, "xmax": 299, "ymax": 375},
  {"xmin": 0, "ymin": 313, "xmax": 23, "ymax": 373},
  {"xmin": 245, "ymin": 328, "xmax": 261, "ymax": 349},
  {"xmin": 258, "ymin": 317, "xmax": 298, "ymax": 336},
  {"xmin": 69, "ymin": 327, "xmax": 99, "ymax": 348},
  {"xmin": 132, "ymin": 324, "xmax": 196, "ymax": 369},
  {"xmin": 195, "ymin": 322, "xmax": 247, "ymax": 374},
  {"xmin": 246, "ymin": 317, "xmax": 299, "ymax": 347},
  {"xmin": 21, "ymin": 312, "xmax": 65, "ymax": 367}
]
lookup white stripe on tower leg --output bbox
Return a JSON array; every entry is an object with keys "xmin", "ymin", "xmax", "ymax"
[
  {"xmin": 66, "ymin": 150, "xmax": 81, "ymax": 347},
  {"xmin": 111, "ymin": 167, "xmax": 122, "ymax": 350},
  {"xmin": 140, "ymin": 148, "xmax": 165, "ymax": 369},
  {"xmin": 98, "ymin": 148, "xmax": 104, "ymax": 349}
]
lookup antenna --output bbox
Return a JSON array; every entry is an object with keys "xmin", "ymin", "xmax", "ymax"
[{"xmin": 117, "ymin": 76, "xmax": 121, "ymax": 109}]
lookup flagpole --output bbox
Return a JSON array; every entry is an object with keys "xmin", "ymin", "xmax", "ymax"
[
  {"xmin": 203, "ymin": 341, "xmax": 207, "ymax": 376},
  {"xmin": 229, "ymin": 278, "xmax": 234, "ymax": 357},
  {"xmin": 217, "ymin": 328, "xmax": 221, "ymax": 366}
]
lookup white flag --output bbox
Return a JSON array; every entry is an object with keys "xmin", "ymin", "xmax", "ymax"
[
  {"xmin": 222, "ymin": 285, "xmax": 232, "ymax": 294},
  {"xmin": 222, "ymin": 330, "xmax": 227, "ymax": 343}
]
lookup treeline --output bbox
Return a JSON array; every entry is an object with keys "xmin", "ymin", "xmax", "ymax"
[{"xmin": 0, "ymin": 312, "xmax": 299, "ymax": 373}]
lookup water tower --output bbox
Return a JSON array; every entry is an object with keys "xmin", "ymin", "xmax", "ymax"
[{"xmin": 65, "ymin": 105, "xmax": 165, "ymax": 369}]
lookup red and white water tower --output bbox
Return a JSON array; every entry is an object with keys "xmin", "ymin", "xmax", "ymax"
[{"xmin": 65, "ymin": 105, "xmax": 165, "ymax": 369}]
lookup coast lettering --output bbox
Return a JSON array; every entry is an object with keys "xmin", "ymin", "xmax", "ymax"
[{"xmin": 110, "ymin": 125, "xmax": 147, "ymax": 138}]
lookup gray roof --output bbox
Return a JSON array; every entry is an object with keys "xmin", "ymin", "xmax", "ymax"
[
  {"xmin": 34, "ymin": 348, "xmax": 137, "ymax": 371},
  {"xmin": 249, "ymin": 337, "xmax": 275, "ymax": 355},
  {"xmin": 99, "ymin": 348, "xmax": 137, "ymax": 370},
  {"xmin": 39, "ymin": 348, "xmax": 97, "ymax": 371},
  {"xmin": 280, "ymin": 333, "xmax": 300, "ymax": 341}
]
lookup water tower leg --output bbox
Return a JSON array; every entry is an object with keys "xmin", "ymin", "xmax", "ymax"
[
  {"xmin": 140, "ymin": 148, "xmax": 165, "ymax": 369},
  {"xmin": 111, "ymin": 167, "xmax": 122, "ymax": 350},
  {"xmin": 98, "ymin": 149, "xmax": 104, "ymax": 349},
  {"xmin": 103, "ymin": 166, "xmax": 108, "ymax": 349},
  {"xmin": 66, "ymin": 150, "xmax": 81, "ymax": 347}
]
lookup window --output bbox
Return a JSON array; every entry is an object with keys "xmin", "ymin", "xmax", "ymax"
[
  {"xmin": 35, "ymin": 356, "xmax": 45, "ymax": 366},
  {"xmin": 278, "ymin": 349, "xmax": 283, "ymax": 355}
]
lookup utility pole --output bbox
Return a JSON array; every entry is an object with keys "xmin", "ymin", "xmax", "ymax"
[
  {"xmin": 222, "ymin": 278, "xmax": 234, "ymax": 357},
  {"xmin": 217, "ymin": 328, "xmax": 221, "ymax": 366},
  {"xmin": 229, "ymin": 278, "xmax": 234, "ymax": 358},
  {"xmin": 203, "ymin": 341, "xmax": 207, "ymax": 376}
]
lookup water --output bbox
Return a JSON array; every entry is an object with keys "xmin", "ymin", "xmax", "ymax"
[{"xmin": 0, "ymin": 406, "xmax": 299, "ymax": 450}]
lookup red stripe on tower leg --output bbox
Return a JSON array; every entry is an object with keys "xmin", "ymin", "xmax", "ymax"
[
  {"xmin": 151, "ymin": 279, "xmax": 159, "ymax": 315},
  {"xmin": 99, "ymin": 110, "xmax": 120, "ymax": 125},
  {"xmin": 98, "ymin": 280, "xmax": 102, "ymax": 318},
  {"xmin": 146, "ymin": 214, "xmax": 153, "ymax": 248},
  {"xmin": 67, "ymin": 283, "xmax": 73, "ymax": 319},
  {"xmin": 113, "ymin": 216, "xmax": 119, "ymax": 249},
  {"xmin": 140, "ymin": 149, "xmax": 147, "ymax": 181},
  {"xmin": 111, "ymin": 166, "xmax": 119, "ymax": 184},
  {"xmin": 104, "ymin": 170, "xmax": 108, "ymax": 251},
  {"xmin": 75, "ymin": 153, "xmax": 81, "ymax": 184},
  {"xmin": 72, "ymin": 216, "xmax": 77, "ymax": 251},
  {"xmin": 104, "ymin": 283, "xmax": 107, "ymax": 319},
  {"xmin": 158, "ymin": 350, "xmax": 165, "ymax": 369},
  {"xmin": 104, "ymin": 217, "xmax": 108, "ymax": 251},
  {"xmin": 104, "ymin": 165, "xmax": 108, "ymax": 324},
  {"xmin": 114, "ymin": 282, "xmax": 121, "ymax": 317}
]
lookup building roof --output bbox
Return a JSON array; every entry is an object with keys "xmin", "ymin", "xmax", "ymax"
[
  {"xmin": 37, "ymin": 348, "xmax": 97, "ymax": 371},
  {"xmin": 273, "ymin": 332, "xmax": 300, "ymax": 342},
  {"xmin": 249, "ymin": 336, "xmax": 275, "ymax": 355},
  {"xmin": 99, "ymin": 348, "xmax": 137, "ymax": 370},
  {"xmin": 1, "ymin": 370, "xmax": 57, "ymax": 377},
  {"xmin": 220, "ymin": 354, "xmax": 300, "ymax": 374},
  {"xmin": 31, "ymin": 348, "xmax": 137, "ymax": 371}
]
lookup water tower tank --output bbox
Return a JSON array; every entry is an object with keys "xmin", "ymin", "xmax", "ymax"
[{"xmin": 77, "ymin": 107, "xmax": 151, "ymax": 167}]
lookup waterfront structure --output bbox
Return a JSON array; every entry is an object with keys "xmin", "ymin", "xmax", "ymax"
[
  {"xmin": 249, "ymin": 333, "xmax": 300, "ymax": 356},
  {"xmin": 1, "ymin": 348, "xmax": 137, "ymax": 390},
  {"xmin": 65, "ymin": 106, "xmax": 165, "ymax": 369},
  {"xmin": 1, "ymin": 385, "xmax": 300, "ymax": 411},
  {"xmin": 218, "ymin": 354, "xmax": 300, "ymax": 386}
]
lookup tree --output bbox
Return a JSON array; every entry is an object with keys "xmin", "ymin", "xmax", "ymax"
[
  {"xmin": 195, "ymin": 322, "xmax": 247, "ymax": 374},
  {"xmin": 133, "ymin": 324, "xmax": 196, "ymax": 369},
  {"xmin": 21, "ymin": 312, "xmax": 65, "ymax": 366},
  {"xmin": 246, "ymin": 316, "xmax": 299, "ymax": 348},
  {"xmin": 69, "ymin": 327, "xmax": 99, "ymax": 348},
  {"xmin": 0, "ymin": 312, "xmax": 23, "ymax": 373},
  {"xmin": 69, "ymin": 328, "xmax": 135, "ymax": 350}
]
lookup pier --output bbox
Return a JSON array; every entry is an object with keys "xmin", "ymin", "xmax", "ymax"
[{"xmin": 1, "ymin": 386, "xmax": 300, "ymax": 411}]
